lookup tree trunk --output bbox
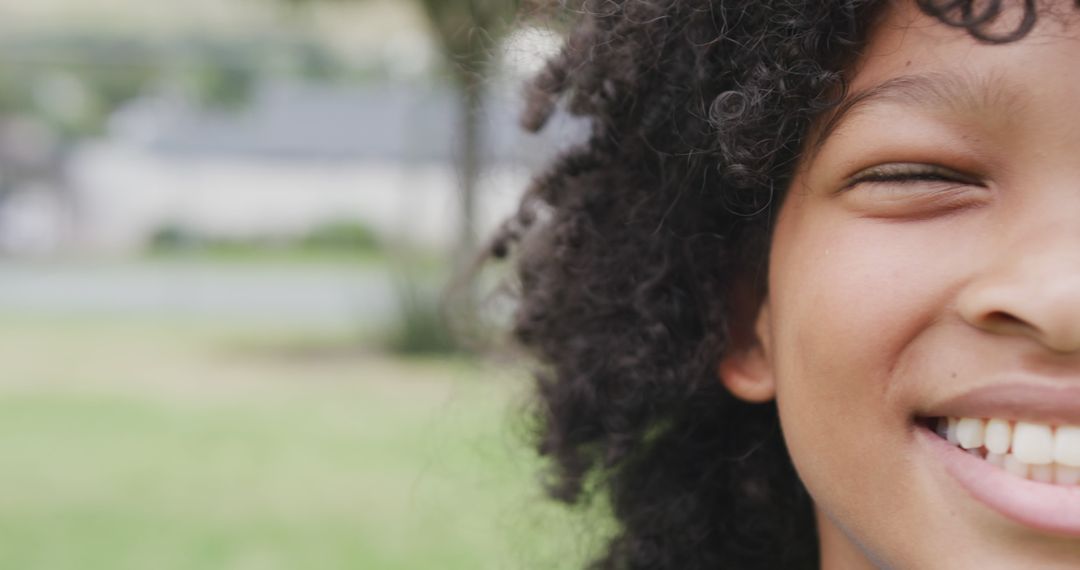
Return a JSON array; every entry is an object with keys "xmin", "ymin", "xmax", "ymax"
[
  {"xmin": 457, "ymin": 71, "xmax": 483, "ymax": 262},
  {"xmin": 449, "ymin": 70, "xmax": 484, "ymax": 326}
]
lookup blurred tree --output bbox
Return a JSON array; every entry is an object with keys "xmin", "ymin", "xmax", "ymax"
[
  {"xmin": 414, "ymin": 0, "xmax": 524, "ymax": 262},
  {"xmin": 0, "ymin": 36, "xmax": 245, "ymax": 231},
  {"xmin": 0, "ymin": 33, "xmax": 340, "ymax": 245},
  {"xmin": 285, "ymin": 0, "xmax": 542, "ymax": 337},
  {"xmin": 293, "ymin": 0, "xmax": 534, "ymax": 249}
]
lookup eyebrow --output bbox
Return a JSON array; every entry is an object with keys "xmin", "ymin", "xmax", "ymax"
[{"xmin": 804, "ymin": 71, "xmax": 1023, "ymax": 159}]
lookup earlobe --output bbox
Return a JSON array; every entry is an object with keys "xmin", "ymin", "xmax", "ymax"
[{"xmin": 718, "ymin": 301, "xmax": 777, "ymax": 403}]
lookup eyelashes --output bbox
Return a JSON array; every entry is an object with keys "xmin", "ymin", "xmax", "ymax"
[
  {"xmin": 843, "ymin": 163, "xmax": 983, "ymax": 190},
  {"xmin": 837, "ymin": 162, "xmax": 991, "ymax": 219}
]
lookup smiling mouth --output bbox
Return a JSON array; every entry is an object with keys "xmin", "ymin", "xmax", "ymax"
[
  {"xmin": 917, "ymin": 415, "xmax": 1080, "ymax": 537},
  {"xmin": 912, "ymin": 384, "xmax": 1080, "ymax": 535},
  {"xmin": 921, "ymin": 416, "xmax": 1080, "ymax": 485}
]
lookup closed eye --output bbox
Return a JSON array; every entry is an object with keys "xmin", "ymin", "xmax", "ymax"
[
  {"xmin": 837, "ymin": 162, "xmax": 990, "ymax": 220},
  {"xmin": 843, "ymin": 163, "xmax": 983, "ymax": 190}
]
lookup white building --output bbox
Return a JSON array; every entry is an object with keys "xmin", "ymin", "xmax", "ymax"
[{"xmin": 7, "ymin": 78, "xmax": 585, "ymax": 256}]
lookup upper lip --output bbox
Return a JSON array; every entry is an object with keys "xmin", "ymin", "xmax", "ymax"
[{"xmin": 922, "ymin": 382, "xmax": 1080, "ymax": 426}]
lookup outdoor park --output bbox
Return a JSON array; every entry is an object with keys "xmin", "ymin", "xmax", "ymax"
[{"xmin": 0, "ymin": 0, "xmax": 601, "ymax": 568}]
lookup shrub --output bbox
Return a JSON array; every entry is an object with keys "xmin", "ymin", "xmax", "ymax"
[
  {"xmin": 300, "ymin": 221, "xmax": 380, "ymax": 253},
  {"xmin": 384, "ymin": 273, "xmax": 460, "ymax": 356}
]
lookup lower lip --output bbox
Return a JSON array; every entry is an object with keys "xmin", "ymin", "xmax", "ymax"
[{"xmin": 917, "ymin": 424, "xmax": 1080, "ymax": 536}]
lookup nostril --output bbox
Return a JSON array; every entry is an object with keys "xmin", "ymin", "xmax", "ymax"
[
  {"xmin": 977, "ymin": 310, "xmax": 1039, "ymax": 338},
  {"xmin": 958, "ymin": 277, "xmax": 1080, "ymax": 353},
  {"xmin": 979, "ymin": 310, "xmax": 1080, "ymax": 353},
  {"xmin": 984, "ymin": 311, "xmax": 1026, "ymax": 328}
]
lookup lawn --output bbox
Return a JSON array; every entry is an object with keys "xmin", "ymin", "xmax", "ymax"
[{"xmin": 0, "ymin": 317, "xmax": 608, "ymax": 569}]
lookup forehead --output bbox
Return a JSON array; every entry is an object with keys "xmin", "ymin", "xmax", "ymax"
[
  {"xmin": 804, "ymin": 0, "xmax": 1080, "ymax": 163},
  {"xmin": 850, "ymin": 0, "xmax": 1080, "ymax": 88},
  {"xmin": 809, "ymin": 70, "xmax": 1026, "ymax": 158}
]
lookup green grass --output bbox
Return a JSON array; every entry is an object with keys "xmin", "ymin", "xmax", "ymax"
[
  {"xmin": 0, "ymin": 319, "xmax": 609, "ymax": 569},
  {"xmin": 139, "ymin": 244, "xmax": 446, "ymax": 274},
  {"xmin": 141, "ymin": 247, "xmax": 390, "ymax": 267}
]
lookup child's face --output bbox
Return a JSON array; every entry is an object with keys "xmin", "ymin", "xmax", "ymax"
[{"xmin": 734, "ymin": 0, "xmax": 1080, "ymax": 567}]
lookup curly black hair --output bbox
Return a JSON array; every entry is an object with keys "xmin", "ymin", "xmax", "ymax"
[{"xmin": 489, "ymin": 1, "xmax": 1058, "ymax": 568}]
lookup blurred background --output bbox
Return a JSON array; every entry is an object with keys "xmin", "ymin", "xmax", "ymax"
[{"xmin": 0, "ymin": 0, "xmax": 603, "ymax": 568}]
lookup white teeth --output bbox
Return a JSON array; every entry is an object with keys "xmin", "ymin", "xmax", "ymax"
[
  {"xmin": 956, "ymin": 417, "xmax": 985, "ymax": 449},
  {"xmin": 985, "ymin": 419, "xmax": 1012, "ymax": 454},
  {"xmin": 935, "ymin": 416, "xmax": 1080, "ymax": 485},
  {"xmin": 1055, "ymin": 464, "xmax": 1080, "ymax": 485},
  {"xmin": 1054, "ymin": 426, "xmax": 1080, "ymax": 467},
  {"xmin": 1004, "ymin": 453, "xmax": 1030, "ymax": 478},
  {"xmin": 1013, "ymin": 422, "xmax": 1055, "ymax": 465},
  {"xmin": 946, "ymin": 417, "xmax": 960, "ymax": 445}
]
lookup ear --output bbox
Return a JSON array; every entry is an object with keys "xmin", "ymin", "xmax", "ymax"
[{"xmin": 718, "ymin": 299, "xmax": 776, "ymax": 403}]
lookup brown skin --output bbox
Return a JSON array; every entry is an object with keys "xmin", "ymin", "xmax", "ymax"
[{"xmin": 722, "ymin": 1, "xmax": 1080, "ymax": 568}]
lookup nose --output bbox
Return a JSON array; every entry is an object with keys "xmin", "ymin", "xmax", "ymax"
[{"xmin": 957, "ymin": 224, "xmax": 1080, "ymax": 354}]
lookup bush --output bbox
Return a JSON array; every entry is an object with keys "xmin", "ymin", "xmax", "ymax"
[
  {"xmin": 300, "ymin": 221, "xmax": 379, "ymax": 252},
  {"xmin": 384, "ymin": 274, "xmax": 460, "ymax": 356},
  {"xmin": 146, "ymin": 220, "xmax": 382, "ymax": 259},
  {"xmin": 148, "ymin": 223, "xmax": 201, "ymax": 252}
]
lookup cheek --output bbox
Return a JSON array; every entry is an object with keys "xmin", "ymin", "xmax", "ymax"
[
  {"xmin": 769, "ymin": 212, "xmax": 958, "ymax": 401},
  {"xmin": 765, "ymin": 205, "xmax": 979, "ymax": 525},
  {"xmin": 769, "ymin": 219, "xmax": 914, "ymax": 483},
  {"xmin": 768, "ymin": 202, "xmax": 981, "ymax": 389}
]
